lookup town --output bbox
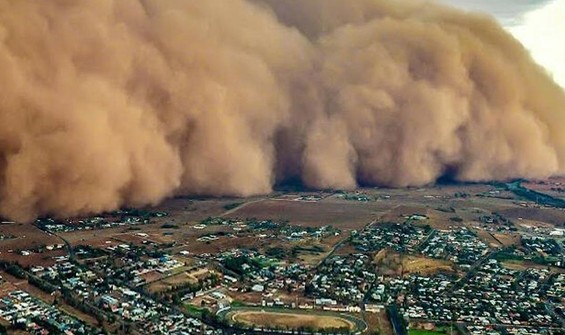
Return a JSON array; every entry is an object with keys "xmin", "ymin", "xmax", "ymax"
[{"xmin": 0, "ymin": 181, "xmax": 564, "ymax": 335}]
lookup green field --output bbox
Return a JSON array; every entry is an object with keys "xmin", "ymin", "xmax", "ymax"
[{"xmin": 185, "ymin": 304, "xmax": 205, "ymax": 318}]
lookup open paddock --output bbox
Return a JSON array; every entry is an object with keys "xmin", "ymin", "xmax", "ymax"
[
  {"xmin": 224, "ymin": 199, "xmax": 380, "ymax": 230},
  {"xmin": 155, "ymin": 197, "xmax": 256, "ymax": 223},
  {"xmin": 146, "ymin": 267, "xmax": 215, "ymax": 293},
  {"xmin": 373, "ymin": 250, "xmax": 455, "ymax": 277},
  {"xmin": 491, "ymin": 232, "xmax": 521, "ymax": 247},
  {"xmin": 184, "ymin": 235, "xmax": 271, "ymax": 254},
  {"xmin": 502, "ymin": 260, "xmax": 565, "ymax": 274},
  {"xmin": 402, "ymin": 255, "xmax": 455, "ymax": 275},
  {"xmin": 363, "ymin": 310, "xmax": 394, "ymax": 335},
  {"xmin": 0, "ymin": 224, "xmax": 61, "ymax": 251},
  {"xmin": 111, "ymin": 231, "xmax": 171, "ymax": 245},
  {"xmin": 472, "ymin": 229, "xmax": 503, "ymax": 248}
]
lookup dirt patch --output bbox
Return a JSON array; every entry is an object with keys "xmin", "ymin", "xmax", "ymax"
[
  {"xmin": 147, "ymin": 268, "xmax": 215, "ymax": 293},
  {"xmin": 472, "ymin": 229, "xmax": 502, "ymax": 248},
  {"xmin": 491, "ymin": 233, "xmax": 521, "ymax": 247},
  {"xmin": 363, "ymin": 310, "xmax": 394, "ymax": 335},
  {"xmin": 373, "ymin": 250, "xmax": 454, "ymax": 276},
  {"xmin": 0, "ymin": 224, "xmax": 64, "ymax": 267}
]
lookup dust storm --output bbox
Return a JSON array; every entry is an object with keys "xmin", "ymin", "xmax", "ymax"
[{"xmin": 0, "ymin": 0, "xmax": 564, "ymax": 221}]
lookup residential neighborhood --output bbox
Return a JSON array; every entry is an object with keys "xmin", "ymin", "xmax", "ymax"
[{"xmin": 1, "ymin": 185, "xmax": 565, "ymax": 335}]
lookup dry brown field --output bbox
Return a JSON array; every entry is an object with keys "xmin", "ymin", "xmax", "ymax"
[
  {"xmin": 491, "ymin": 232, "xmax": 521, "ymax": 247},
  {"xmin": 140, "ymin": 270, "xmax": 163, "ymax": 283},
  {"xmin": 228, "ymin": 291, "xmax": 263, "ymax": 304},
  {"xmin": 60, "ymin": 226, "xmax": 133, "ymax": 245},
  {"xmin": 183, "ymin": 235, "xmax": 271, "ymax": 254},
  {"xmin": 147, "ymin": 268, "xmax": 213, "ymax": 293},
  {"xmin": 501, "ymin": 260, "xmax": 565, "ymax": 274},
  {"xmin": 523, "ymin": 178, "xmax": 565, "ymax": 199},
  {"xmin": 498, "ymin": 207, "xmax": 565, "ymax": 226},
  {"xmin": 157, "ymin": 197, "xmax": 263, "ymax": 224},
  {"xmin": 232, "ymin": 310, "xmax": 354, "ymax": 330},
  {"xmin": 7, "ymin": 331, "xmax": 30, "ymax": 335},
  {"xmin": 402, "ymin": 255, "xmax": 454, "ymax": 275},
  {"xmin": 0, "ymin": 278, "xmax": 18, "ymax": 297},
  {"xmin": 472, "ymin": 229, "xmax": 503, "ymax": 248},
  {"xmin": 0, "ymin": 224, "xmax": 64, "ymax": 267},
  {"xmin": 363, "ymin": 310, "xmax": 394, "ymax": 335},
  {"xmin": 224, "ymin": 199, "xmax": 381, "ymax": 229},
  {"xmin": 373, "ymin": 250, "xmax": 454, "ymax": 276}
]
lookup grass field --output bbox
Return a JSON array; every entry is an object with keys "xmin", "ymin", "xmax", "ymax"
[{"xmin": 185, "ymin": 304, "xmax": 205, "ymax": 318}]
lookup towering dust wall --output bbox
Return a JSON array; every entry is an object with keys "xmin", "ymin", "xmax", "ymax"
[{"xmin": 0, "ymin": 0, "xmax": 564, "ymax": 221}]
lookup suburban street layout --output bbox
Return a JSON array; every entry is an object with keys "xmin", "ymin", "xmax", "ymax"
[{"xmin": 1, "ymin": 180, "xmax": 564, "ymax": 335}]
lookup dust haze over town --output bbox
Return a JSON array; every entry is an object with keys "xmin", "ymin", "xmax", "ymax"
[{"xmin": 0, "ymin": 1, "xmax": 565, "ymax": 335}]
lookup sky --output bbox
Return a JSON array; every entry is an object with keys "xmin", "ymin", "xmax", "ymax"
[{"xmin": 442, "ymin": 0, "xmax": 565, "ymax": 88}]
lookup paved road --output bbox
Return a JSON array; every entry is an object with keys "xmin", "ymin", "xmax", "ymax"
[{"xmin": 446, "ymin": 250, "xmax": 495, "ymax": 295}]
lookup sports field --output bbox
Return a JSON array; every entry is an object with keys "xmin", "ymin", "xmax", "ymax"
[{"xmin": 220, "ymin": 307, "xmax": 366, "ymax": 332}]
